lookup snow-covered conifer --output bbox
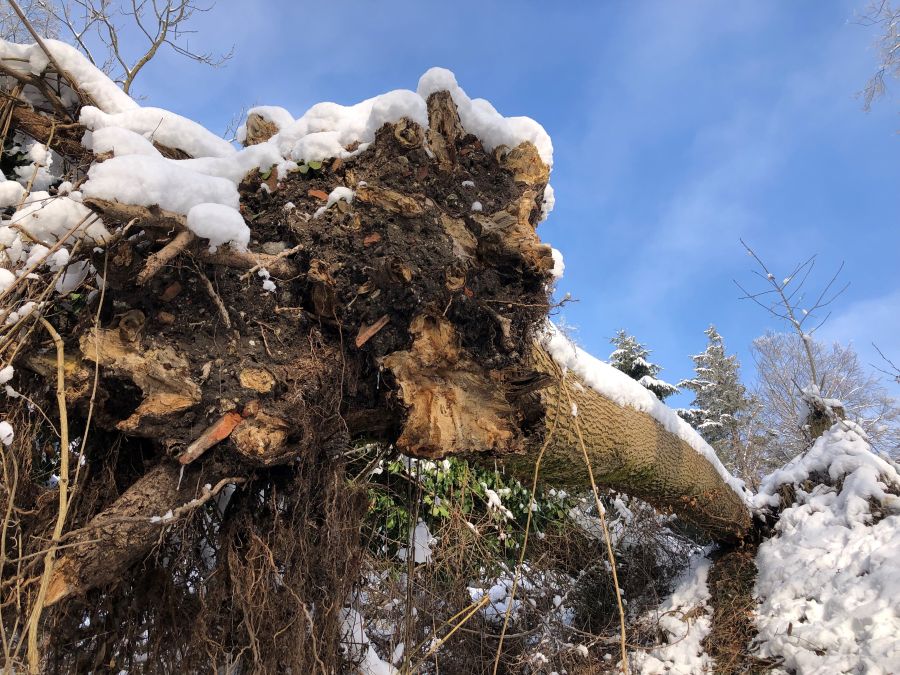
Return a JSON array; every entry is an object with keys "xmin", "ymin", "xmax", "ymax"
[
  {"xmin": 677, "ymin": 326, "xmax": 753, "ymax": 472},
  {"xmin": 608, "ymin": 329, "xmax": 678, "ymax": 402}
]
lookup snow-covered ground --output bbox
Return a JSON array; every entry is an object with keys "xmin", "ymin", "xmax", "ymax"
[
  {"xmin": 634, "ymin": 420, "xmax": 900, "ymax": 675},
  {"xmin": 753, "ymin": 421, "xmax": 900, "ymax": 674},
  {"xmin": 631, "ymin": 554, "xmax": 715, "ymax": 675}
]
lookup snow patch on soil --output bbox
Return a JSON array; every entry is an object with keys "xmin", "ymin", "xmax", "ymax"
[{"xmin": 632, "ymin": 554, "xmax": 714, "ymax": 674}]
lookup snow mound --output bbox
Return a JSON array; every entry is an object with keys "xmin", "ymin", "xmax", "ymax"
[
  {"xmin": 541, "ymin": 324, "xmax": 751, "ymax": 505},
  {"xmin": 753, "ymin": 422, "xmax": 900, "ymax": 674}
]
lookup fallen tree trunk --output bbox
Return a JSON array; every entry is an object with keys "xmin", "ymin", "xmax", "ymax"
[
  {"xmin": 2, "ymin": 56, "xmax": 754, "ymax": 671},
  {"xmin": 524, "ymin": 344, "xmax": 751, "ymax": 540}
]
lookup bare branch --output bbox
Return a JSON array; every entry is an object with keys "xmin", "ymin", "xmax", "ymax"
[
  {"xmin": 872, "ymin": 343, "xmax": 900, "ymax": 383},
  {"xmin": 855, "ymin": 1, "xmax": 900, "ymax": 110},
  {"xmin": 735, "ymin": 239, "xmax": 849, "ymax": 389},
  {"xmin": 22, "ymin": 0, "xmax": 232, "ymax": 95}
]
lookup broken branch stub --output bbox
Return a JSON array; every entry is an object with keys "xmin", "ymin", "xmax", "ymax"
[{"xmin": 46, "ymin": 457, "xmax": 242, "ymax": 606}]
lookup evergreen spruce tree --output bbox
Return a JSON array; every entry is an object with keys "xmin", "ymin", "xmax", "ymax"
[
  {"xmin": 608, "ymin": 329, "xmax": 679, "ymax": 401},
  {"xmin": 677, "ymin": 326, "xmax": 753, "ymax": 473}
]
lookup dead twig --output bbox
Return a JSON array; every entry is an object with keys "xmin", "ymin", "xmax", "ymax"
[
  {"xmin": 137, "ymin": 229, "xmax": 196, "ymax": 285},
  {"xmin": 355, "ymin": 314, "xmax": 390, "ymax": 348},
  {"xmin": 196, "ymin": 268, "xmax": 232, "ymax": 329}
]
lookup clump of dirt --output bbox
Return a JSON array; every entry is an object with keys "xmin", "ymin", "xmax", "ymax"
[{"xmin": 241, "ymin": 119, "xmax": 552, "ymax": 368}]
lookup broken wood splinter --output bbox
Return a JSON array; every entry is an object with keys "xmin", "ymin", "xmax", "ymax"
[
  {"xmin": 179, "ymin": 411, "xmax": 244, "ymax": 464},
  {"xmin": 355, "ymin": 314, "xmax": 391, "ymax": 348}
]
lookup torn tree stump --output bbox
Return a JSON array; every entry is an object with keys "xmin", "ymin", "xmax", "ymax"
[{"xmin": 381, "ymin": 314, "xmax": 519, "ymax": 458}]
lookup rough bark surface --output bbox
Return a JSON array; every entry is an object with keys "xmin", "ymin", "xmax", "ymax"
[
  {"xmin": 46, "ymin": 456, "xmax": 240, "ymax": 606},
  {"xmin": 519, "ymin": 345, "xmax": 752, "ymax": 541}
]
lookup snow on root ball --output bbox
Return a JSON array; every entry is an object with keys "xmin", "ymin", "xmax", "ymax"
[
  {"xmin": 83, "ymin": 155, "xmax": 239, "ymax": 214},
  {"xmin": 80, "ymin": 106, "xmax": 235, "ymax": 158},
  {"xmin": 417, "ymin": 67, "xmax": 553, "ymax": 167},
  {"xmin": 313, "ymin": 186, "xmax": 355, "ymax": 219},
  {"xmin": 0, "ymin": 180, "xmax": 26, "ymax": 208},
  {"xmin": 186, "ymin": 203, "xmax": 250, "ymax": 253},
  {"xmin": 753, "ymin": 422, "xmax": 900, "ymax": 673}
]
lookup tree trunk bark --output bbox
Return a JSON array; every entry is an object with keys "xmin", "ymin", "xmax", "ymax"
[
  {"xmin": 522, "ymin": 344, "xmax": 751, "ymax": 541},
  {"xmin": 46, "ymin": 456, "xmax": 242, "ymax": 606}
]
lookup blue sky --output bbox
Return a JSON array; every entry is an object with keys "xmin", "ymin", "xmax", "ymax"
[{"xmin": 127, "ymin": 0, "xmax": 898, "ymax": 402}]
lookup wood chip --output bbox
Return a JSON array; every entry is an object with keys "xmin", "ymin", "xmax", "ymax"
[
  {"xmin": 308, "ymin": 188, "xmax": 329, "ymax": 201},
  {"xmin": 355, "ymin": 314, "xmax": 390, "ymax": 348},
  {"xmin": 363, "ymin": 232, "xmax": 382, "ymax": 246},
  {"xmin": 160, "ymin": 281, "xmax": 182, "ymax": 302},
  {"xmin": 239, "ymin": 367, "xmax": 276, "ymax": 393}
]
